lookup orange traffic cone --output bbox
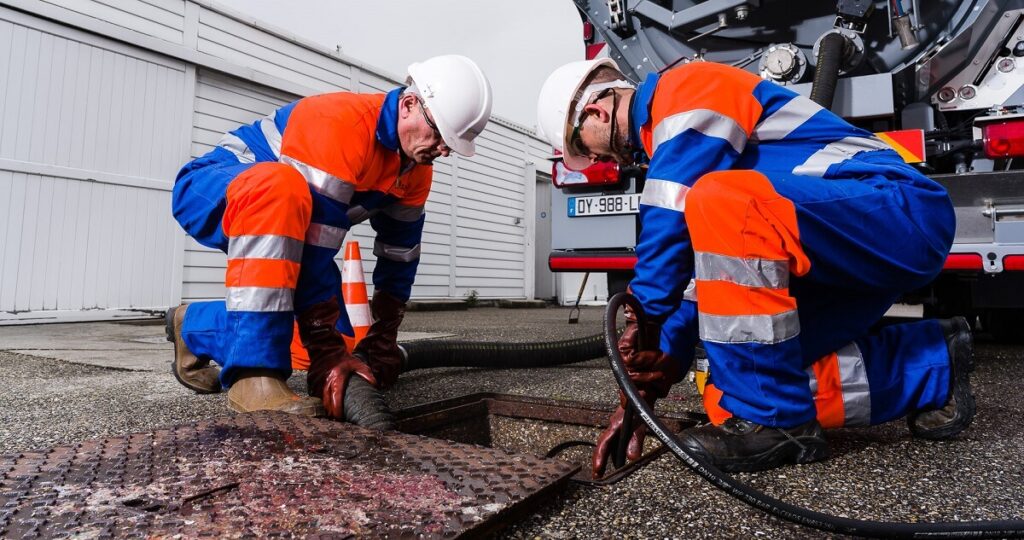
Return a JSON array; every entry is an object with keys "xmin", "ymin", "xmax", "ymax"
[
  {"xmin": 340, "ymin": 241, "xmax": 372, "ymax": 349},
  {"xmin": 290, "ymin": 241, "xmax": 372, "ymax": 370}
]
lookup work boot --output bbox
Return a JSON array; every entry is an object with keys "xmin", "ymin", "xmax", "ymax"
[
  {"xmin": 679, "ymin": 417, "xmax": 829, "ymax": 472},
  {"xmin": 226, "ymin": 369, "xmax": 325, "ymax": 416},
  {"xmin": 165, "ymin": 305, "xmax": 221, "ymax": 394},
  {"xmin": 906, "ymin": 316, "xmax": 976, "ymax": 440}
]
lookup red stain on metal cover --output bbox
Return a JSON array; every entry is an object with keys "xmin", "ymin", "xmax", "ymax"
[{"xmin": 0, "ymin": 412, "xmax": 577, "ymax": 538}]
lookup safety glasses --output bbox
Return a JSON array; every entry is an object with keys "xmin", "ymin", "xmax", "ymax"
[
  {"xmin": 418, "ymin": 99, "xmax": 443, "ymax": 141},
  {"xmin": 568, "ymin": 87, "xmax": 618, "ymax": 159}
]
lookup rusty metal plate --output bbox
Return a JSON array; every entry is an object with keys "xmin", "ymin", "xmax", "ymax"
[{"xmin": 0, "ymin": 412, "xmax": 578, "ymax": 538}]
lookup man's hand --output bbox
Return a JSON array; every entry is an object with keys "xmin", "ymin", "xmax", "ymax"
[
  {"xmin": 354, "ymin": 291, "xmax": 407, "ymax": 389},
  {"xmin": 307, "ymin": 354, "xmax": 377, "ymax": 419},
  {"xmin": 592, "ymin": 390, "xmax": 655, "ymax": 479},
  {"xmin": 592, "ymin": 348, "xmax": 682, "ymax": 479},
  {"xmin": 617, "ymin": 301, "xmax": 662, "ymax": 366}
]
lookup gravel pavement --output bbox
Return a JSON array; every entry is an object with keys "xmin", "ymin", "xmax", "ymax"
[{"xmin": 1, "ymin": 305, "xmax": 1022, "ymax": 539}]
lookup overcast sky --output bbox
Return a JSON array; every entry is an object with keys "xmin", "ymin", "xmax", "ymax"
[{"xmin": 214, "ymin": 0, "xmax": 584, "ymax": 129}]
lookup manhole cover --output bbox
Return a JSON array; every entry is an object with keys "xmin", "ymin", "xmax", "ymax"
[
  {"xmin": 0, "ymin": 412, "xmax": 577, "ymax": 538},
  {"xmin": 395, "ymin": 394, "xmax": 706, "ymax": 486}
]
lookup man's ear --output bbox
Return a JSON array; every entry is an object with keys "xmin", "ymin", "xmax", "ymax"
[
  {"xmin": 399, "ymin": 94, "xmax": 417, "ymax": 119},
  {"xmin": 582, "ymin": 102, "xmax": 611, "ymax": 123}
]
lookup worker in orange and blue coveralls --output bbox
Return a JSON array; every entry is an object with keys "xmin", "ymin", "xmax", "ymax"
[
  {"xmin": 537, "ymin": 59, "xmax": 976, "ymax": 476},
  {"xmin": 166, "ymin": 55, "xmax": 492, "ymax": 419}
]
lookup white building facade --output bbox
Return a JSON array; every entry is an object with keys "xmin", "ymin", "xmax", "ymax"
[{"xmin": 0, "ymin": 0, "xmax": 559, "ymax": 324}]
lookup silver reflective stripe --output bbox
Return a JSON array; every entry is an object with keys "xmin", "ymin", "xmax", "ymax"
[
  {"xmin": 226, "ymin": 286, "xmax": 293, "ymax": 312},
  {"xmin": 793, "ymin": 136, "xmax": 892, "ymax": 176},
  {"xmin": 694, "ymin": 252, "xmax": 789, "ymax": 289},
  {"xmin": 347, "ymin": 205, "xmax": 377, "ymax": 225},
  {"xmin": 699, "ymin": 310, "xmax": 800, "ymax": 344},
  {"xmin": 683, "ymin": 278, "xmax": 697, "ymax": 302},
  {"xmin": 260, "ymin": 116, "xmax": 283, "ymax": 159},
  {"xmin": 227, "ymin": 235, "xmax": 303, "ymax": 262},
  {"xmin": 382, "ymin": 204, "xmax": 425, "ymax": 222},
  {"xmin": 280, "ymin": 154, "xmax": 355, "ymax": 204},
  {"xmin": 373, "ymin": 240, "xmax": 421, "ymax": 262},
  {"xmin": 653, "ymin": 109, "xmax": 747, "ymax": 154},
  {"xmin": 837, "ymin": 342, "xmax": 871, "ymax": 426},
  {"xmin": 806, "ymin": 365, "xmax": 819, "ymax": 396},
  {"xmin": 641, "ymin": 179, "xmax": 689, "ymax": 213},
  {"xmin": 217, "ymin": 133, "xmax": 255, "ymax": 164},
  {"xmin": 751, "ymin": 95, "xmax": 822, "ymax": 143},
  {"xmin": 305, "ymin": 223, "xmax": 347, "ymax": 250},
  {"xmin": 346, "ymin": 303, "xmax": 372, "ymax": 328}
]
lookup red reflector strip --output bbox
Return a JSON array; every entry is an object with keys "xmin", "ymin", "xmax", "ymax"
[
  {"xmin": 1005, "ymin": 255, "xmax": 1024, "ymax": 271},
  {"xmin": 943, "ymin": 253, "xmax": 983, "ymax": 270},
  {"xmin": 549, "ymin": 256, "xmax": 637, "ymax": 271}
]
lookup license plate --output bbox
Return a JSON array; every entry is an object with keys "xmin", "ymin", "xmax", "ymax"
[{"xmin": 567, "ymin": 194, "xmax": 641, "ymax": 217}]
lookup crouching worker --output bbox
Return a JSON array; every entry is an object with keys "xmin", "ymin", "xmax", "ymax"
[
  {"xmin": 167, "ymin": 55, "xmax": 492, "ymax": 419},
  {"xmin": 536, "ymin": 59, "xmax": 975, "ymax": 476}
]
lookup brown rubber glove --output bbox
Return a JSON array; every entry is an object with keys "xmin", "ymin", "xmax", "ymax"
[
  {"xmin": 616, "ymin": 299, "xmax": 662, "ymax": 366},
  {"xmin": 592, "ymin": 389, "xmax": 657, "ymax": 479},
  {"xmin": 593, "ymin": 297, "xmax": 679, "ymax": 479},
  {"xmin": 353, "ymin": 291, "xmax": 406, "ymax": 390},
  {"xmin": 298, "ymin": 299, "xmax": 377, "ymax": 419}
]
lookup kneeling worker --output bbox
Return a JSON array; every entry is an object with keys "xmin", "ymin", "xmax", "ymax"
[
  {"xmin": 167, "ymin": 55, "xmax": 493, "ymax": 419},
  {"xmin": 537, "ymin": 59, "xmax": 975, "ymax": 476}
]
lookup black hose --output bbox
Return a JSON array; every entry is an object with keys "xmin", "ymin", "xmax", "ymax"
[
  {"xmin": 605, "ymin": 292, "xmax": 1024, "ymax": 539},
  {"xmin": 399, "ymin": 333, "xmax": 606, "ymax": 371},
  {"xmin": 343, "ymin": 376, "xmax": 395, "ymax": 431},
  {"xmin": 342, "ymin": 334, "xmax": 604, "ymax": 430},
  {"xmin": 811, "ymin": 32, "xmax": 845, "ymax": 108}
]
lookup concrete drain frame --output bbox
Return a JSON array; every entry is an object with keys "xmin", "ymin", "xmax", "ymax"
[
  {"xmin": 0, "ymin": 412, "xmax": 580, "ymax": 539},
  {"xmin": 394, "ymin": 393, "xmax": 707, "ymax": 486}
]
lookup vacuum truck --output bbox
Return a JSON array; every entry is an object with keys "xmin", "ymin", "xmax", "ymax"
[{"xmin": 548, "ymin": 0, "xmax": 1024, "ymax": 340}]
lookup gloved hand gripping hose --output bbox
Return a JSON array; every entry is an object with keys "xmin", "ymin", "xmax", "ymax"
[{"xmin": 605, "ymin": 292, "xmax": 1024, "ymax": 539}]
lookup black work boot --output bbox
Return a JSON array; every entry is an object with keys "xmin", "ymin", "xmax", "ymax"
[
  {"xmin": 906, "ymin": 316, "xmax": 976, "ymax": 440},
  {"xmin": 166, "ymin": 305, "xmax": 221, "ymax": 394},
  {"xmin": 680, "ymin": 417, "xmax": 829, "ymax": 472}
]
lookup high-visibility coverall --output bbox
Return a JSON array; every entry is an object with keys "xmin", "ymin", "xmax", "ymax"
[
  {"xmin": 172, "ymin": 88, "xmax": 430, "ymax": 387},
  {"xmin": 629, "ymin": 62, "xmax": 956, "ymax": 429}
]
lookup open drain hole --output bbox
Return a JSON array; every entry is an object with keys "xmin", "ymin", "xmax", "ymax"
[{"xmin": 394, "ymin": 393, "xmax": 706, "ymax": 485}]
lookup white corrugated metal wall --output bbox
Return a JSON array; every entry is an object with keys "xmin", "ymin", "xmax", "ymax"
[{"xmin": 0, "ymin": 0, "xmax": 548, "ymax": 324}]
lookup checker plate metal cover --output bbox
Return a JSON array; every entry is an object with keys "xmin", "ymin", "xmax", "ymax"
[{"xmin": 0, "ymin": 412, "xmax": 578, "ymax": 538}]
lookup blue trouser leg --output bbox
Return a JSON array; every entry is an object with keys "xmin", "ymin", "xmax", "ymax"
[
  {"xmin": 171, "ymin": 150, "xmax": 306, "ymax": 386},
  {"xmin": 692, "ymin": 164, "xmax": 955, "ymax": 428},
  {"xmin": 856, "ymin": 320, "xmax": 950, "ymax": 425}
]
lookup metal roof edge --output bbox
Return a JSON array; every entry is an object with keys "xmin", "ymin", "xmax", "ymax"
[{"xmin": 194, "ymin": 0, "xmax": 542, "ymax": 141}]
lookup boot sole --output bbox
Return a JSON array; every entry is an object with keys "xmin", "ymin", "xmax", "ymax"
[
  {"xmin": 682, "ymin": 433, "xmax": 830, "ymax": 473},
  {"xmin": 907, "ymin": 316, "xmax": 976, "ymax": 440},
  {"xmin": 227, "ymin": 395, "xmax": 326, "ymax": 417},
  {"xmin": 166, "ymin": 307, "xmax": 221, "ymax": 395}
]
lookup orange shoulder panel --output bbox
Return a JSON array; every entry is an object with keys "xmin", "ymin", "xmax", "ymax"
[
  {"xmin": 394, "ymin": 165, "xmax": 433, "ymax": 207},
  {"xmin": 280, "ymin": 92, "xmax": 385, "ymax": 184},
  {"xmin": 652, "ymin": 62, "xmax": 763, "ymax": 136}
]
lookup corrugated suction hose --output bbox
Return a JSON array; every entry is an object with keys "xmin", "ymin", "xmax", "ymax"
[{"xmin": 340, "ymin": 334, "xmax": 606, "ymax": 430}]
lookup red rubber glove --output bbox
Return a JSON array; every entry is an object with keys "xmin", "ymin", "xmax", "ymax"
[{"xmin": 307, "ymin": 354, "xmax": 377, "ymax": 419}]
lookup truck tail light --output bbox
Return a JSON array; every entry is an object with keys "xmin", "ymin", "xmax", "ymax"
[
  {"xmin": 943, "ymin": 253, "xmax": 983, "ymax": 271},
  {"xmin": 1005, "ymin": 255, "xmax": 1024, "ymax": 271},
  {"xmin": 982, "ymin": 119, "xmax": 1024, "ymax": 158},
  {"xmin": 552, "ymin": 160, "xmax": 620, "ymax": 188}
]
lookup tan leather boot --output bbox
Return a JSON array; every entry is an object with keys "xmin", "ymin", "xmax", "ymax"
[
  {"xmin": 226, "ymin": 369, "xmax": 325, "ymax": 416},
  {"xmin": 165, "ymin": 305, "xmax": 221, "ymax": 394}
]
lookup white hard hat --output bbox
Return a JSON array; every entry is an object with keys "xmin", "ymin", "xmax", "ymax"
[
  {"xmin": 536, "ymin": 58, "xmax": 630, "ymax": 171},
  {"xmin": 407, "ymin": 55, "xmax": 493, "ymax": 157}
]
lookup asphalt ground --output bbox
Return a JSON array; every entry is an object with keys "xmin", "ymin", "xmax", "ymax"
[{"xmin": 1, "ymin": 306, "xmax": 1023, "ymax": 539}]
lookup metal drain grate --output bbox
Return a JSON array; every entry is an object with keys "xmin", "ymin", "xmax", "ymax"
[{"xmin": 0, "ymin": 412, "xmax": 578, "ymax": 538}]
